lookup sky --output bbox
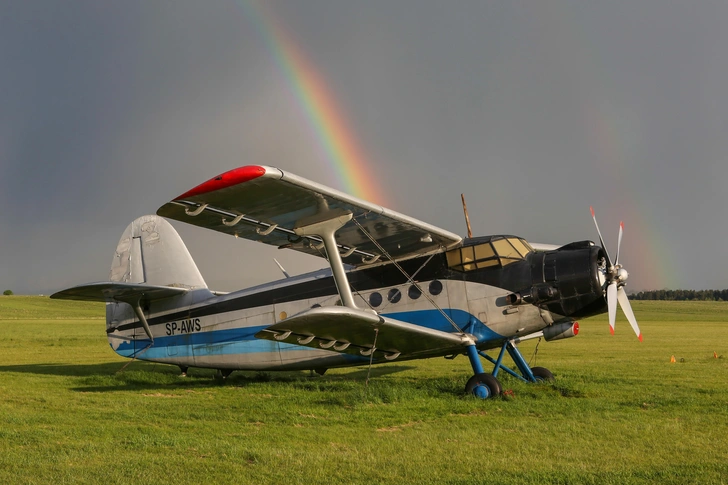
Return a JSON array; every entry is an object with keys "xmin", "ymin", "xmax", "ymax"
[{"xmin": 1, "ymin": 0, "xmax": 727, "ymax": 295}]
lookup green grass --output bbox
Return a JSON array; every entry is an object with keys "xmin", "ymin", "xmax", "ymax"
[
  {"xmin": 1, "ymin": 298, "xmax": 727, "ymax": 484},
  {"xmin": 0, "ymin": 295, "xmax": 104, "ymax": 319}
]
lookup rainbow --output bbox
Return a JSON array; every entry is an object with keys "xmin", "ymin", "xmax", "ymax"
[
  {"xmin": 237, "ymin": 1, "xmax": 668, "ymax": 289},
  {"xmin": 524, "ymin": 3, "xmax": 671, "ymax": 290},
  {"xmin": 237, "ymin": 0, "xmax": 386, "ymax": 205}
]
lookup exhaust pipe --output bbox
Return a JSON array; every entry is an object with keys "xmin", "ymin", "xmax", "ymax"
[
  {"xmin": 543, "ymin": 321, "xmax": 579, "ymax": 342},
  {"xmin": 507, "ymin": 285, "xmax": 559, "ymax": 306}
]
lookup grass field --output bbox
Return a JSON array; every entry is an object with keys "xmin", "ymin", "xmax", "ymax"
[{"xmin": 1, "ymin": 297, "xmax": 726, "ymax": 484}]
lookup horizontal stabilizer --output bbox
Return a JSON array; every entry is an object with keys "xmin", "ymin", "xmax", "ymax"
[
  {"xmin": 50, "ymin": 282, "xmax": 188, "ymax": 304},
  {"xmin": 256, "ymin": 306, "xmax": 469, "ymax": 360}
]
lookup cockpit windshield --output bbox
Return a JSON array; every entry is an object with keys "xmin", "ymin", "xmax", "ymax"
[{"xmin": 446, "ymin": 236, "xmax": 533, "ymax": 272}]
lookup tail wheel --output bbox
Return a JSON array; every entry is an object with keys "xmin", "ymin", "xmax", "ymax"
[
  {"xmin": 531, "ymin": 366, "xmax": 554, "ymax": 382},
  {"xmin": 465, "ymin": 373, "xmax": 502, "ymax": 399},
  {"xmin": 215, "ymin": 369, "xmax": 234, "ymax": 380}
]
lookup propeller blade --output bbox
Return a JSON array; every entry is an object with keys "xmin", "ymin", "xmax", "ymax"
[
  {"xmin": 617, "ymin": 287, "xmax": 643, "ymax": 342},
  {"xmin": 590, "ymin": 206, "xmax": 612, "ymax": 268},
  {"xmin": 607, "ymin": 282, "xmax": 617, "ymax": 335},
  {"xmin": 615, "ymin": 221, "xmax": 624, "ymax": 266}
]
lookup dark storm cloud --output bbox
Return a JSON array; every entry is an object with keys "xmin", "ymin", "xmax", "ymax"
[{"xmin": 2, "ymin": 0, "xmax": 727, "ymax": 294}]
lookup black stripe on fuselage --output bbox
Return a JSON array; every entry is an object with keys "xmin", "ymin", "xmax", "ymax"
[
  {"xmin": 112, "ymin": 253, "xmax": 447, "ymax": 333},
  {"xmin": 110, "ymin": 251, "xmax": 537, "ymax": 334}
]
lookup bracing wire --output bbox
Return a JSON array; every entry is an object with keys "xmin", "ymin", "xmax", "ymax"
[
  {"xmin": 116, "ymin": 341, "xmax": 153, "ymax": 374},
  {"xmin": 528, "ymin": 337, "xmax": 542, "ymax": 366},
  {"xmin": 365, "ymin": 328, "xmax": 379, "ymax": 388},
  {"xmin": 352, "ymin": 218, "xmax": 465, "ymax": 335}
]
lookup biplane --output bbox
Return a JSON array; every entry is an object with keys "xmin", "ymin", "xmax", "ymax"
[{"xmin": 52, "ymin": 165, "xmax": 641, "ymax": 398}]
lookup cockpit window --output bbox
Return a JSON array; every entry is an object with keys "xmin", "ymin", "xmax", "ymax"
[
  {"xmin": 446, "ymin": 237, "xmax": 533, "ymax": 272},
  {"xmin": 492, "ymin": 239, "xmax": 520, "ymax": 259},
  {"xmin": 508, "ymin": 238, "xmax": 532, "ymax": 257},
  {"xmin": 474, "ymin": 243, "xmax": 496, "ymax": 260}
]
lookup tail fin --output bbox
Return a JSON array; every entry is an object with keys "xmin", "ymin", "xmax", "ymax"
[
  {"xmin": 52, "ymin": 214, "xmax": 206, "ymax": 303},
  {"xmin": 109, "ymin": 214, "xmax": 206, "ymax": 289},
  {"xmin": 52, "ymin": 215, "xmax": 208, "ymax": 343}
]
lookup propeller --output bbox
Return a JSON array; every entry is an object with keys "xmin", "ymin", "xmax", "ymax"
[{"xmin": 590, "ymin": 207, "xmax": 643, "ymax": 342}]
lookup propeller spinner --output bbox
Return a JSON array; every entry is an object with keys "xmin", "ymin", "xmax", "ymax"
[{"xmin": 590, "ymin": 207, "xmax": 643, "ymax": 341}]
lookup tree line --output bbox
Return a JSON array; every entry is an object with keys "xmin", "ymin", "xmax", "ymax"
[{"xmin": 630, "ymin": 289, "xmax": 728, "ymax": 301}]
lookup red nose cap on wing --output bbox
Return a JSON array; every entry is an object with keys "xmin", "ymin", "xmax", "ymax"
[{"xmin": 174, "ymin": 165, "xmax": 267, "ymax": 200}]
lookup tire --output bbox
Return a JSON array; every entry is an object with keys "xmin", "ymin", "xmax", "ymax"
[
  {"xmin": 530, "ymin": 366, "xmax": 554, "ymax": 382},
  {"xmin": 465, "ymin": 373, "xmax": 502, "ymax": 399}
]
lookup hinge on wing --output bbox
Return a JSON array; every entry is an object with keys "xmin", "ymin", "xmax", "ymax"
[
  {"xmin": 256, "ymin": 223, "xmax": 278, "ymax": 236},
  {"xmin": 185, "ymin": 203, "xmax": 208, "ymax": 216},
  {"xmin": 222, "ymin": 214, "xmax": 245, "ymax": 226},
  {"xmin": 297, "ymin": 335, "xmax": 315, "ymax": 345},
  {"xmin": 273, "ymin": 330, "xmax": 292, "ymax": 341}
]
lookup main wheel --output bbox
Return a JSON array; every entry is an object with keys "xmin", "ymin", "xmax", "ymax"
[
  {"xmin": 531, "ymin": 366, "xmax": 554, "ymax": 382},
  {"xmin": 465, "ymin": 373, "xmax": 502, "ymax": 399}
]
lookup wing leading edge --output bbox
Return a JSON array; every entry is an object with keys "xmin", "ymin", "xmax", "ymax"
[{"xmin": 156, "ymin": 165, "xmax": 462, "ymax": 267}]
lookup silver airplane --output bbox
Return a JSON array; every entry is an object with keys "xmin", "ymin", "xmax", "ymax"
[{"xmin": 52, "ymin": 165, "xmax": 641, "ymax": 398}]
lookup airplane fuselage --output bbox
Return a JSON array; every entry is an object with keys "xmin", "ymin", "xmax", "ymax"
[{"xmin": 108, "ymin": 236, "xmax": 607, "ymax": 373}]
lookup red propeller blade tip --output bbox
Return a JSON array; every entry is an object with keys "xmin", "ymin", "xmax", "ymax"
[
  {"xmin": 610, "ymin": 327, "xmax": 614, "ymax": 335},
  {"xmin": 590, "ymin": 206, "xmax": 595, "ymax": 217},
  {"xmin": 638, "ymin": 334, "xmax": 643, "ymax": 342},
  {"xmin": 620, "ymin": 221, "xmax": 624, "ymax": 229}
]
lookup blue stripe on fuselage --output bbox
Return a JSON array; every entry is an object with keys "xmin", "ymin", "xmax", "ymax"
[
  {"xmin": 112, "ymin": 308, "xmax": 503, "ymax": 360},
  {"xmin": 381, "ymin": 309, "xmax": 501, "ymax": 342}
]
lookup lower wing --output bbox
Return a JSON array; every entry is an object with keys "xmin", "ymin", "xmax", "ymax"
[{"xmin": 255, "ymin": 306, "xmax": 471, "ymax": 361}]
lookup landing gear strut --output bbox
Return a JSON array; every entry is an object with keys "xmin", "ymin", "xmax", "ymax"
[
  {"xmin": 465, "ymin": 345, "xmax": 502, "ymax": 399},
  {"xmin": 464, "ymin": 339, "xmax": 553, "ymax": 399}
]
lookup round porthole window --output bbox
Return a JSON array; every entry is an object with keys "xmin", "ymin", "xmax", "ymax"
[
  {"xmin": 387, "ymin": 288, "xmax": 402, "ymax": 304},
  {"xmin": 429, "ymin": 280, "xmax": 443, "ymax": 296},
  {"xmin": 369, "ymin": 292, "xmax": 383, "ymax": 307},
  {"xmin": 408, "ymin": 285, "xmax": 422, "ymax": 300}
]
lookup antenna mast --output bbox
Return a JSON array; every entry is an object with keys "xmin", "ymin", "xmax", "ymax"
[{"xmin": 461, "ymin": 194, "xmax": 473, "ymax": 238}]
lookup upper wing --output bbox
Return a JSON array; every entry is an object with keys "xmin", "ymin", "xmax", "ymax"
[
  {"xmin": 156, "ymin": 166, "xmax": 462, "ymax": 267},
  {"xmin": 255, "ymin": 306, "xmax": 470, "ymax": 360}
]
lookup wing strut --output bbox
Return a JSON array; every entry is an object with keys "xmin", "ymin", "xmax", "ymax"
[{"xmin": 293, "ymin": 208, "xmax": 359, "ymax": 309}]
